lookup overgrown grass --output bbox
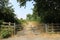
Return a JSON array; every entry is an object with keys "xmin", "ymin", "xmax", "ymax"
[{"xmin": 0, "ymin": 27, "xmax": 14, "ymax": 39}]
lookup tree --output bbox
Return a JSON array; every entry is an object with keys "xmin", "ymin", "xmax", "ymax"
[
  {"xmin": 33, "ymin": 0, "xmax": 60, "ymax": 23},
  {"xmin": 17, "ymin": 0, "xmax": 60, "ymax": 23},
  {"xmin": 0, "ymin": 0, "xmax": 19, "ymax": 23},
  {"xmin": 26, "ymin": 13, "xmax": 41, "ymax": 22},
  {"xmin": 26, "ymin": 14, "xmax": 32, "ymax": 20}
]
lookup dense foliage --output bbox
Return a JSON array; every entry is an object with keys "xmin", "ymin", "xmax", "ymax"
[
  {"xmin": 0, "ymin": 30, "xmax": 11, "ymax": 38},
  {"xmin": 0, "ymin": 0, "xmax": 19, "ymax": 23},
  {"xmin": 33, "ymin": 0, "xmax": 60, "ymax": 23},
  {"xmin": 26, "ymin": 14, "xmax": 41, "ymax": 22},
  {"xmin": 17, "ymin": 0, "xmax": 60, "ymax": 23}
]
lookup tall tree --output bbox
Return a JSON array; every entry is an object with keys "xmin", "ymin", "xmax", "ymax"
[
  {"xmin": 0, "ymin": 0, "xmax": 18, "ymax": 23},
  {"xmin": 34, "ymin": 0, "xmax": 60, "ymax": 23}
]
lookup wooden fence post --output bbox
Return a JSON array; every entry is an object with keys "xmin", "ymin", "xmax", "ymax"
[
  {"xmin": 45, "ymin": 24, "xmax": 48, "ymax": 33},
  {"xmin": 52, "ymin": 23, "xmax": 54, "ymax": 33},
  {"xmin": 14, "ymin": 23, "xmax": 15, "ymax": 35},
  {"xmin": 9, "ymin": 22, "xmax": 11, "ymax": 26}
]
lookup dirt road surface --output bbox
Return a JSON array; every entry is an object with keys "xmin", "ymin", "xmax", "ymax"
[
  {"xmin": 1, "ymin": 21, "xmax": 60, "ymax": 40},
  {"xmin": 2, "ymin": 33, "xmax": 60, "ymax": 40}
]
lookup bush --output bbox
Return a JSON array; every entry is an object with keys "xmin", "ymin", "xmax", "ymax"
[
  {"xmin": 0, "ymin": 20, "xmax": 4, "ymax": 25},
  {"xmin": 0, "ymin": 30, "xmax": 11, "ymax": 38}
]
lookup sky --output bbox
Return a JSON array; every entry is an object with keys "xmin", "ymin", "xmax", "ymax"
[{"xmin": 9, "ymin": 0, "xmax": 34, "ymax": 19}]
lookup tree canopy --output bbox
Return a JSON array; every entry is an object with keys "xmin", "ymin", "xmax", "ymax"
[
  {"xmin": 0, "ymin": 0, "xmax": 19, "ymax": 23},
  {"xmin": 17, "ymin": 0, "xmax": 60, "ymax": 23},
  {"xmin": 1, "ymin": 0, "xmax": 60, "ymax": 23}
]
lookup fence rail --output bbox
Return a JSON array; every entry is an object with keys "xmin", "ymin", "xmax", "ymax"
[
  {"xmin": 0, "ymin": 22, "xmax": 60, "ymax": 38},
  {"xmin": 28, "ymin": 23, "xmax": 60, "ymax": 33},
  {"xmin": 44, "ymin": 23, "xmax": 60, "ymax": 33},
  {"xmin": 0, "ymin": 22, "xmax": 16, "ymax": 37}
]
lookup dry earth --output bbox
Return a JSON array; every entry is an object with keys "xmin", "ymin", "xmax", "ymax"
[
  {"xmin": 2, "ymin": 33, "xmax": 60, "ymax": 40},
  {"xmin": 1, "ymin": 21, "xmax": 60, "ymax": 40}
]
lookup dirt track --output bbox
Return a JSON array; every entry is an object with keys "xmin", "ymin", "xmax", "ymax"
[
  {"xmin": 2, "ymin": 21, "xmax": 60, "ymax": 40},
  {"xmin": 2, "ymin": 33, "xmax": 60, "ymax": 40}
]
